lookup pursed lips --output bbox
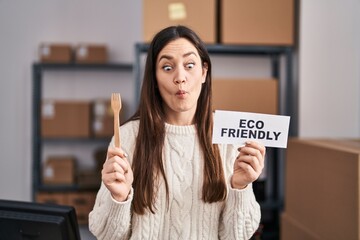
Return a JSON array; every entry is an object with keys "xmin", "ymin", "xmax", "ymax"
[{"xmin": 176, "ymin": 90, "xmax": 187, "ymax": 96}]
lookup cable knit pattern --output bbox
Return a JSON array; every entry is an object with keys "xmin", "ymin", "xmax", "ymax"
[
  {"xmin": 89, "ymin": 120, "xmax": 261, "ymax": 240},
  {"xmin": 166, "ymin": 124, "xmax": 194, "ymax": 240}
]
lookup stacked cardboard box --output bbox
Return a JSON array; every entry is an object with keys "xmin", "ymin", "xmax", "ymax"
[
  {"xmin": 39, "ymin": 43, "xmax": 108, "ymax": 64},
  {"xmin": 36, "ymin": 191, "xmax": 97, "ymax": 225},
  {"xmin": 283, "ymin": 139, "xmax": 360, "ymax": 239},
  {"xmin": 39, "ymin": 44, "xmax": 73, "ymax": 63},
  {"xmin": 41, "ymin": 100, "xmax": 122, "ymax": 138},
  {"xmin": 143, "ymin": 0, "xmax": 216, "ymax": 43},
  {"xmin": 67, "ymin": 192, "xmax": 97, "ymax": 225},
  {"xmin": 42, "ymin": 156, "xmax": 76, "ymax": 185},
  {"xmin": 36, "ymin": 192, "xmax": 68, "ymax": 205},
  {"xmin": 212, "ymin": 79, "xmax": 278, "ymax": 114},
  {"xmin": 92, "ymin": 100, "xmax": 114, "ymax": 138},
  {"xmin": 77, "ymin": 170, "xmax": 101, "ymax": 188},
  {"xmin": 143, "ymin": 0, "xmax": 294, "ymax": 46},
  {"xmin": 74, "ymin": 44, "xmax": 108, "ymax": 64},
  {"xmin": 221, "ymin": 0, "xmax": 294, "ymax": 45},
  {"xmin": 41, "ymin": 100, "xmax": 91, "ymax": 138}
]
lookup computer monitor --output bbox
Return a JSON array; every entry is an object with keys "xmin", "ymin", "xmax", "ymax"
[{"xmin": 0, "ymin": 199, "xmax": 81, "ymax": 240}]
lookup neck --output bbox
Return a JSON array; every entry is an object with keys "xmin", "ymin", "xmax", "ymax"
[{"xmin": 165, "ymin": 112, "xmax": 195, "ymax": 126}]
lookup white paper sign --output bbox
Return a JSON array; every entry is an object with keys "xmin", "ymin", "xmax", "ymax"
[{"xmin": 212, "ymin": 110, "xmax": 290, "ymax": 148}]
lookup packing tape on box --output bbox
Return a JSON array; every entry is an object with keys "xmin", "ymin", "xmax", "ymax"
[{"xmin": 168, "ymin": 3, "xmax": 187, "ymax": 20}]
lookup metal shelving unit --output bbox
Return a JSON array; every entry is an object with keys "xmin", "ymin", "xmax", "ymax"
[
  {"xmin": 31, "ymin": 62, "xmax": 133, "ymax": 200},
  {"xmin": 134, "ymin": 43, "xmax": 296, "ymax": 239}
]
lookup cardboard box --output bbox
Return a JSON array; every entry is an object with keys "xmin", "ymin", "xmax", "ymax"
[
  {"xmin": 36, "ymin": 191, "xmax": 97, "ymax": 225},
  {"xmin": 39, "ymin": 43, "xmax": 73, "ymax": 63},
  {"xmin": 41, "ymin": 100, "xmax": 91, "ymax": 138},
  {"xmin": 212, "ymin": 79, "xmax": 278, "ymax": 114},
  {"xmin": 42, "ymin": 156, "xmax": 76, "ymax": 185},
  {"xmin": 94, "ymin": 147, "xmax": 107, "ymax": 171},
  {"xmin": 92, "ymin": 100, "xmax": 113, "ymax": 137},
  {"xmin": 67, "ymin": 192, "xmax": 96, "ymax": 225},
  {"xmin": 285, "ymin": 139, "xmax": 360, "ymax": 240},
  {"xmin": 221, "ymin": 0, "xmax": 294, "ymax": 45},
  {"xmin": 143, "ymin": 0, "xmax": 216, "ymax": 44},
  {"xmin": 36, "ymin": 192, "xmax": 68, "ymax": 205},
  {"xmin": 92, "ymin": 99, "xmax": 126, "ymax": 137},
  {"xmin": 281, "ymin": 212, "xmax": 321, "ymax": 240},
  {"xmin": 77, "ymin": 170, "xmax": 101, "ymax": 188},
  {"xmin": 75, "ymin": 44, "xmax": 108, "ymax": 64}
]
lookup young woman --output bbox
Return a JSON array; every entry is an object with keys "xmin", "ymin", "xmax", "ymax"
[{"xmin": 89, "ymin": 25, "xmax": 265, "ymax": 240}]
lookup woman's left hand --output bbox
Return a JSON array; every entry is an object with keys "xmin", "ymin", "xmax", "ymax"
[{"xmin": 231, "ymin": 141, "xmax": 266, "ymax": 189}]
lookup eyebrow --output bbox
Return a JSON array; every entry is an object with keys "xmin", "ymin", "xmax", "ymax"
[{"xmin": 158, "ymin": 51, "xmax": 198, "ymax": 62}]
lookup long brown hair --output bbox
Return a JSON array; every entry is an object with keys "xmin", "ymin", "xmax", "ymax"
[{"xmin": 128, "ymin": 26, "xmax": 227, "ymax": 214}]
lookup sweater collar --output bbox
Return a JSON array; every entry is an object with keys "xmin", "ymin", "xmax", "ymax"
[{"xmin": 165, "ymin": 122, "xmax": 196, "ymax": 135}]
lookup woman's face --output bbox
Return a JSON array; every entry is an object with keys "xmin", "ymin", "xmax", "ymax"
[{"xmin": 156, "ymin": 38, "xmax": 207, "ymax": 125}]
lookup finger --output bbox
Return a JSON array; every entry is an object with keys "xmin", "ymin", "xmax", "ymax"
[
  {"xmin": 245, "ymin": 141, "xmax": 266, "ymax": 156},
  {"xmin": 102, "ymin": 171, "xmax": 126, "ymax": 184},
  {"xmin": 238, "ymin": 145, "xmax": 260, "ymax": 156},
  {"xmin": 103, "ymin": 156, "xmax": 116, "ymax": 173},
  {"xmin": 237, "ymin": 144, "xmax": 265, "ymax": 167},
  {"xmin": 113, "ymin": 156, "xmax": 131, "ymax": 174},
  {"xmin": 237, "ymin": 155, "xmax": 262, "ymax": 173},
  {"xmin": 237, "ymin": 146, "xmax": 261, "ymax": 166},
  {"xmin": 244, "ymin": 147, "xmax": 264, "ymax": 168},
  {"xmin": 107, "ymin": 147, "xmax": 128, "ymax": 160},
  {"xmin": 237, "ymin": 161, "xmax": 257, "ymax": 179},
  {"xmin": 112, "ymin": 171, "xmax": 126, "ymax": 182},
  {"xmin": 112, "ymin": 159, "xmax": 126, "ymax": 174},
  {"xmin": 105, "ymin": 147, "xmax": 129, "ymax": 171},
  {"xmin": 103, "ymin": 156, "xmax": 129, "ymax": 175}
]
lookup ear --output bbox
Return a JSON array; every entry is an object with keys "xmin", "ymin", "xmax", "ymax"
[{"xmin": 201, "ymin": 62, "xmax": 208, "ymax": 83}]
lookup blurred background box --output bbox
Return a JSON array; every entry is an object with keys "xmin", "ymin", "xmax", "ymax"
[
  {"xmin": 143, "ymin": 0, "xmax": 216, "ymax": 44},
  {"xmin": 92, "ymin": 99, "xmax": 127, "ymax": 137},
  {"xmin": 74, "ymin": 44, "xmax": 108, "ymax": 64},
  {"xmin": 36, "ymin": 192, "xmax": 68, "ymax": 205},
  {"xmin": 221, "ymin": 0, "xmax": 294, "ymax": 45},
  {"xmin": 94, "ymin": 147, "xmax": 107, "ymax": 171},
  {"xmin": 41, "ymin": 100, "xmax": 91, "ymax": 138},
  {"xmin": 67, "ymin": 192, "xmax": 96, "ymax": 225},
  {"xmin": 212, "ymin": 79, "xmax": 278, "ymax": 114},
  {"xmin": 281, "ymin": 212, "xmax": 320, "ymax": 240},
  {"xmin": 77, "ymin": 169, "xmax": 101, "ymax": 188},
  {"xmin": 92, "ymin": 100, "xmax": 113, "ymax": 138},
  {"xmin": 42, "ymin": 156, "xmax": 76, "ymax": 185},
  {"xmin": 284, "ymin": 139, "xmax": 360, "ymax": 240},
  {"xmin": 36, "ymin": 191, "xmax": 96, "ymax": 225},
  {"xmin": 39, "ymin": 43, "xmax": 73, "ymax": 63}
]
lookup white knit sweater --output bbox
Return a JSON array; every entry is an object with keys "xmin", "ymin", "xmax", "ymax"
[{"xmin": 89, "ymin": 120, "xmax": 261, "ymax": 240}]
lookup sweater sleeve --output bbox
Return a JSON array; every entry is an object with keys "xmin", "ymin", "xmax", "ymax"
[
  {"xmin": 88, "ymin": 120, "xmax": 139, "ymax": 239},
  {"xmin": 88, "ymin": 184, "xmax": 133, "ymax": 240},
  {"xmin": 218, "ymin": 144, "xmax": 261, "ymax": 240},
  {"xmin": 219, "ymin": 184, "xmax": 261, "ymax": 240}
]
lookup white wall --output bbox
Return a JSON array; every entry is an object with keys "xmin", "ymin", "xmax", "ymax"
[
  {"xmin": 0, "ymin": 0, "xmax": 142, "ymax": 201},
  {"xmin": 299, "ymin": 0, "xmax": 360, "ymax": 137}
]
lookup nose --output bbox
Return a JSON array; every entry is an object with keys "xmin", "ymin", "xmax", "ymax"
[
  {"xmin": 174, "ymin": 78, "xmax": 186, "ymax": 84},
  {"xmin": 173, "ymin": 68, "xmax": 187, "ymax": 85}
]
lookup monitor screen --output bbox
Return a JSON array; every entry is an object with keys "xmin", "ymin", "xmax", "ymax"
[{"xmin": 0, "ymin": 199, "xmax": 81, "ymax": 240}]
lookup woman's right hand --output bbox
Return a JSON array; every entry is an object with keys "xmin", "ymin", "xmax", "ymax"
[{"xmin": 101, "ymin": 147, "xmax": 133, "ymax": 202}]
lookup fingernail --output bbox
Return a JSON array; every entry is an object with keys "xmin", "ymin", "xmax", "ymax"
[
  {"xmin": 238, "ymin": 144, "xmax": 245, "ymax": 151},
  {"xmin": 245, "ymin": 141, "xmax": 252, "ymax": 145},
  {"xmin": 124, "ymin": 153, "xmax": 128, "ymax": 158}
]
